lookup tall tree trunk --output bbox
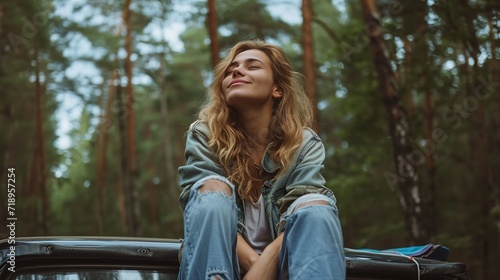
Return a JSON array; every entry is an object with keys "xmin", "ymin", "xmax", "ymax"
[
  {"xmin": 27, "ymin": 149, "xmax": 38, "ymax": 234},
  {"xmin": 0, "ymin": 5, "xmax": 4, "ymax": 35},
  {"xmin": 116, "ymin": 84, "xmax": 132, "ymax": 236},
  {"xmin": 207, "ymin": 0, "xmax": 220, "ymax": 68},
  {"xmin": 157, "ymin": 6, "xmax": 180, "ymax": 202},
  {"xmin": 475, "ymin": 95, "xmax": 490, "ymax": 280},
  {"xmin": 34, "ymin": 47, "xmax": 49, "ymax": 235},
  {"xmin": 159, "ymin": 83, "xmax": 177, "ymax": 195},
  {"xmin": 94, "ymin": 16, "xmax": 124, "ymax": 234},
  {"xmin": 422, "ymin": 89, "xmax": 436, "ymax": 235},
  {"xmin": 414, "ymin": 0, "xmax": 437, "ymax": 238},
  {"xmin": 123, "ymin": 0, "xmax": 141, "ymax": 236},
  {"xmin": 488, "ymin": 11, "xmax": 500, "ymax": 280},
  {"xmin": 145, "ymin": 123, "xmax": 158, "ymax": 228},
  {"xmin": 116, "ymin": 174, "xmax": 128, "ymax": 234},
  {"xmin": 461, "ymin": 1, "xmax": 496, "ymax": 278},
  {"xmin": 402, "ymin": 36, "xmax": 415, "ymax": 118},
  {"xmin": 302, "ymin": 0, "xmax": 319, "ymax": 133},
  {"xmin": 95, "ymin": 71, "xmax": 117, "ymax": 235},
  {"xmin": 94, "ymin": 91, "xmax": 105, "ymax": 235},
  {"xmin": 360, "ymin": 0, "xmax": 428, "ymax": 244},
  {"xmin": 158, "ymin": 65, "xmax": 177, "ymax": 201},
  {"xmin": 115, "ymin": 80, "xmax": 128, "ymax": 235}
]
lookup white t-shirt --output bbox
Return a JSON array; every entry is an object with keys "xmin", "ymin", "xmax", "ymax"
[{"xmin": 243, "ymin": 195, "xmax": 273, "ymax": 254}]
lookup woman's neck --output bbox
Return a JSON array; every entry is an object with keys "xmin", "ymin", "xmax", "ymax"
[{"xmin": 241, "ymin": 111, "xmax": 272, "ymax": 148}]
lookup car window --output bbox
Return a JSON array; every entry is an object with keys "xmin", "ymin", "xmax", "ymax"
[{"xmin": 13, "ymin": 269, "xmax": 177, "ymax": 280}]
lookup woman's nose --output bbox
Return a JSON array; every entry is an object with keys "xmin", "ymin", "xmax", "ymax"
[{"xmin": 232, "ymin": 66, "xmax": 244, "ymax": 77}]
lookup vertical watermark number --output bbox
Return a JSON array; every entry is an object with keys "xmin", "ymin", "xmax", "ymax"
[{"xmin": 7, "ymin": 168, "xmax": 16, "ymax": 272}]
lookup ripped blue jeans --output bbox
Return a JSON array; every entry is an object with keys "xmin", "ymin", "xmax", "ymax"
[
  {"xmin": 178, "ymin": 175, "xmax": 345, "ymax": 280},
  {"xmin": 277, "ymin": 193, "xmax": 345, "ymax": 279}
]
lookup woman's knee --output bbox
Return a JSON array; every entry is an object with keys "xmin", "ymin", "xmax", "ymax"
[
  {"xmin": 286, "ymin": 195, "xmax": 341, "ymax": 234},
  {"xmin": 288, "ymin": 193, "xmax": 337, "ymax": 214},
  {"xmin": 295, "ymin": 199, "xmax": 329, "ymax": 209},
  {"xmin": 186, "ymin": 178, "xmax": 235, "ymax": 218},
  {"xmin": 188, "ymin": 186, "xmax": 236, "ymax": 222},
  {"xmin": 198, "ymin": 179, "xmax": 232, "ymax": 196}
]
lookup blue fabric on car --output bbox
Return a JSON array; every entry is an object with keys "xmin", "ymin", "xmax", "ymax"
[{"xmin": 359, "ymin": 244, "xmax": 450, "ymax": 261}]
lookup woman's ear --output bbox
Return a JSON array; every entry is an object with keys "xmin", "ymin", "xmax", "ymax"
[{"xmin": 272, "ymin": 87, "xmax": 283, "ymax": 98}]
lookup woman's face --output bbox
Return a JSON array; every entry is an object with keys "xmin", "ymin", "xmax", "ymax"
[{"xmin": 222, "ymin": 49, "xmax": 281, "ymax": 112}]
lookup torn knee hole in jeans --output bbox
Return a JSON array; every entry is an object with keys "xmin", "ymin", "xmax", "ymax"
[
  {"xmin": 207, "ymin": 268, "xmax": 230, "ymax": 280},
  {"xmin": 295, "ymin": 200, "xmax": 329, "ymax": 209},
  {"xmin": 197, "ymin": 188, "xmax": 232, "ymax": 197},
  {"xmin": 197, "ymin": 179, "xmax": 233, "ymax": 196},
  {"xmin": 208, "ymin": 275, "xmax": 228, "ymax": 280}
]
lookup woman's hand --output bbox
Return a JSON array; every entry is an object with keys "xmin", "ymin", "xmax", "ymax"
[{"xmin": 242, "ymin": 233, "xmax": 283, "ymax": 280}]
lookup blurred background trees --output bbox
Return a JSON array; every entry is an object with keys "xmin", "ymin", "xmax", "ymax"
[{"xmin": 0, "ymin": 0, "xmax": 499, "ymax": 279}]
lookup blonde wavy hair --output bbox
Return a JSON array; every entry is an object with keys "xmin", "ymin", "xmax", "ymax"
[{"xmin": 198, "ymin": 39, "xmax": 313, "ymax": 202}]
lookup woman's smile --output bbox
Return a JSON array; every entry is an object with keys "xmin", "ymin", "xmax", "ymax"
[
  {"xmin": 228, "ymin": 79, "xmax": 250, "ymax": 88},
  {"xmin": 222, "ymin": 49, "xmax": 280, "ymax": 112}
]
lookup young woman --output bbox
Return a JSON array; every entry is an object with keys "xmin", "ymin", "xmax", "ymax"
[{"xmin": 178, "ymin": 39, "xmax": 345, "ymax": 280}]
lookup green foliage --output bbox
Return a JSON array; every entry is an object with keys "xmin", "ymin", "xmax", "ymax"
[{"xmin": 1, "ymin": 1, "xmax": 499, "ymax": 279}]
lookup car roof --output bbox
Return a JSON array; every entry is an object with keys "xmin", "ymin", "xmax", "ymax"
[
  {"xmin": 1, "ymin": 236, "xmax": 182, "ymax": 266},
  {"xmin": 1, "ymin": 237, "xmax": 468, "ymax": 279}
]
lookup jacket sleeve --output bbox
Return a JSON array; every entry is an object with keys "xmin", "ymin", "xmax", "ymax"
[
  {"xmin": 275, "ymin": 130, "xmax": 336, "ymax": 233},
  {"xmin": 178, "ymin": 121, "xmax": 224, "ymax": 209}
]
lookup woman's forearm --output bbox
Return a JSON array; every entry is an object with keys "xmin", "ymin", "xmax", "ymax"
[
  {"xmin": 243, "ymin": 233, "xmax": 283, "ymax": 280},
  {"xmin": 236, "ymin": 234, "xmax": 260, "ymax": 273}
]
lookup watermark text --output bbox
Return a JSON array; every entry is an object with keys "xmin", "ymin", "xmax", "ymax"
[{"xmin": 6, "ymin": 168, "xmax": 16, "ymax": 272}]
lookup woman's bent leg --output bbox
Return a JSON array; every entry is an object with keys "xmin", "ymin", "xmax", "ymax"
[
  {"xmin": 277, "ymin": 194, "xmax": 345, "ymax": 280},
  {"xmin": 178, "ymin": 176, "xmax": 240, "ymax": 280}
]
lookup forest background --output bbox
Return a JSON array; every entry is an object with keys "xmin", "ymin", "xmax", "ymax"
[{"xmin": 0, "ymin": 0, "xmax": 499, "ymax": 279}]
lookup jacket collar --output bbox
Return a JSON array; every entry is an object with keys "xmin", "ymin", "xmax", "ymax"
[{"xmin": 262, "ymin": 151, "xmax": 280, "ymax": 173}]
